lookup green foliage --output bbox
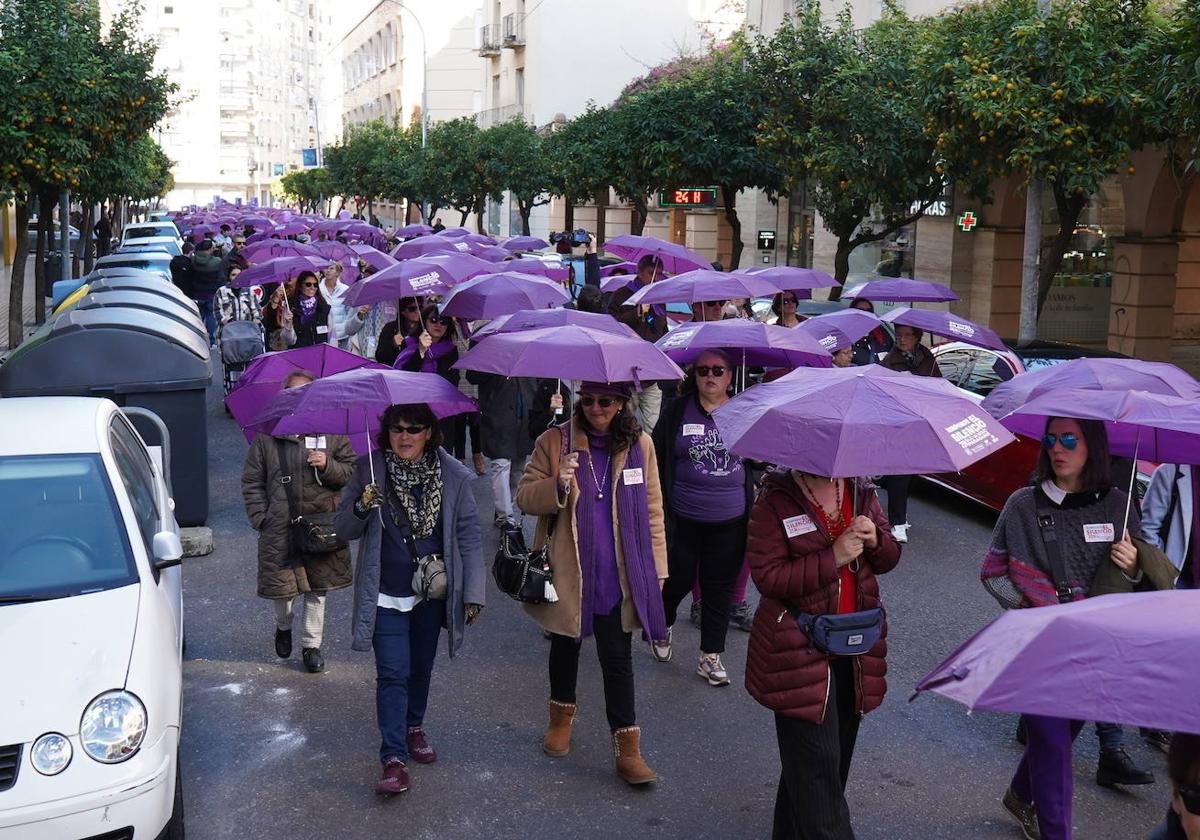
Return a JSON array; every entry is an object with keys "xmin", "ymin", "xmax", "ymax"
[
  {"xmin": 542, "ymin": 106, "xmax": 615, "ymax": 206},
  {"xmin": 482, "ymin": 120, "xmax": 555, "ymax": 232},
  {"xmin": 279, "ymin": 168, "xmax": 332, "ymax": 213},
  {"xmin": 1163, "ymin": 0, "xmax": 1200, "ymax": 171}
]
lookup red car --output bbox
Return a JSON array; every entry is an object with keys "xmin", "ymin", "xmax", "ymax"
[{"xmin": 928, "ymin": 340, "xmax": 1151, "ymax": 511}]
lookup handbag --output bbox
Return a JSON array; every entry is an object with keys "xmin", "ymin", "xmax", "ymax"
[
  {"xmin": 276, "ymin": 440, "xmax": 346, "ymax": 555},
  {"xmin": 492, "ymin": 423, "xmax": 569, "ymax": 604},
  {"xmin": 388, "ymin": 487, "xmax": 447, "ymax": 601},
  {"xmin": 789, "ymin": 606, "xmax": 885, "ymax": 657}
]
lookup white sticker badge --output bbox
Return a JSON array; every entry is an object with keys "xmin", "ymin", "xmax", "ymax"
[
  {"xmin": 682, "ymin": 423, "xmax": 706, "ymax": 437},
  {"xmin": 304, "ymin": 435, "xmax": 327, "ymax": 450},
  {"xmin": 622, "ymin": 468, "xmax": 644, "ymax": 486},
  {"xmin": 783, "ymin": 514, "xmax": 818, "ymax": 538},
  {"xmin": 1083, "ymin": 523, "xmax": 1115, "ymax": 543},
  {"xmin": 316, "ymin": 324, "xmax": 329, "ymax": 334}
]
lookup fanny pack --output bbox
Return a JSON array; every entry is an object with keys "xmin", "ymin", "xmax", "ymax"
[{"xmin": 789, "ymin": 606, "xmax": 885, "ymax": 657}]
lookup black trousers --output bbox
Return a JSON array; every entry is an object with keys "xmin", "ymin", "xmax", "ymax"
[
  {"xmin": 548, "ymin": 604, "xmax": 635, "ymax": 731},
  {"xmin": 878, "ymin": 475, "xmax": 912, "ymax": 526},
  {"xmin": 773, "ymin": 658, "xmax": 860, "ymax": 840},
  {"xmin": 661, "ymin": 515, "xmax": 746, "ymax": 654}
]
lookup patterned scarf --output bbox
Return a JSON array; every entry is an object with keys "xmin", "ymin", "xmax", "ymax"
[
  {"xmin": 298, "ymin": 293, "xmax": 318, "ymax": 324},
  {"xmin": 383, "ymin": 448, "xmax": 443, "ymax": 538}
]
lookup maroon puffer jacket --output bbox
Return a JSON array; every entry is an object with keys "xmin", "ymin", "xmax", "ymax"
[{"xmin": 744, "ymin": 471, "xmax": 901, "ymax": 723}]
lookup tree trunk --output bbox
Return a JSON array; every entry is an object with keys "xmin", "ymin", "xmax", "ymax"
[
  {"xmin": 630, "ymin": 197, "xmax": 648, "ymax": 235},
  {"xmin": 458, "ymin": 207, "xmax": 470, "ymax": 227},
  {"xmin": 564, "ymin": 198, "xmax": 575, "ymax": 232},
  {"xmin": 829, "ymin": 237, "xmax": 853, "ymax": 302},
  {"xmin": 519, "ymin": 202, "xmax": 532, "ymax": 236},
  {"xmin": 8, "ymin": 202, "xmax": 30, "ymax": 349},
  {"xmin": 720, "ymin": 185, "xmax": 743, "ymax": 270},
  {"xmin": 474, "ymin": 198, "xmax": 485, "ymax": 234},
  {"xmin": 1035, "ymin": 187, "xmax": 1088, "ymax": 318},
  {"xmin": 33, "ymin": 201, "xmax": 49, "ymax": 325},
  {"xmin": 83, "ymin": 203, "xmax": 96, "ymax": 274}
]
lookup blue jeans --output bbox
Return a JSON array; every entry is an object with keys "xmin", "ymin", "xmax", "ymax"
[
  {"xmin": 372, "ymin": 601, "xmax": 444, "ymax": 764},
  {"xmin": 193, "ymin": 297, "xmax": 217, "ymax": 346}
]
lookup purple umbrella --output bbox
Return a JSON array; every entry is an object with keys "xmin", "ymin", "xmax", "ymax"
[
  {"xmin": 472, "ymin": 309, "xmax": 636, "ymax": 340},
  {"xmin": 794, "ymin": 309, "xmax": 884, "ymax": 352},
  {"xmin": 241, "ymin": 240, "xmax": 321, "ymax": 264},
  {"xmin": 625, "ymin": 269, "xmax": 781, "ymax": 307},
  {"xmin": 712, "ymin": 366, "xmax": 1015, "ymax": 477},
  {"xmin": 502, "ymin": 236, "xmax": 549, "ymax": 252},
  {"xmin": 736, "ymin": 265, "xmax": 838, "ymax": 291},
  {"xmin": 396, "ymin": 223, "xmax": 434, "ymax": 238},
  {"xmin": 913, "ymin": 591, "xmax": 1200, "ymax": 735},
  {"xmin": 249, "ymin": 368, "xmax": 478, "ymax": 456},
  {"xmin": 231, "ymin": 256, "xmax": 330, "ymax": 288},
  {"xmin": 656, "ymin": 319, "xmax": 832, "ymax": 369},
  {"xmin": 341, "ymin": 259, "xmax": 458, "ymax": 306},
  {"xmin": 600, "ymin": 261, "xmax": 637, "ymax": 278},
  {"xmin": 600, "ymin": 274, "xmax": 638, "ymax": 293},
  {"xmin": 225, "ymin": 345, "xmax": 387, "ymax": 440},
  {"xmin": 392, "ymin": 237, "xmax": 470, "ymax": 260},
  {"xmin": 187, "ymin": 224, "xmax": 220, "ymax": 243},
  {"xmin": 272, "ymin": 221, "xmax": 310, "ymax": 236},
  {"xmin": 438, "ymin": 229, "xmax": 493, "ymax": 244},
  {"xmin": 472, "ymin": 245, "xmax": 512, "ymax": 261},
  {"xmin": 503, "ymin": 257, "xmax": 569, "ymax": 282},
  {"xmin": 439, "ymin": 272, "xmax": 570, "ymax": 320},
  {"xmin": 981, "ymin": 357, "xmax": 1200, "ymax": 420},
  {"xmin": 454, "ymin": 325, "xmax": 684, "ymax": 387},
  {"xmin": 603, "ymin": 234, "xmax": 709, "ymax": 275},
  {"xmin": 842, "ymin": 278, "xmax": 959, "ymax": 303},
  {"xmin": 881, "ymin": 307, "xmax": 1006, "ymax": 352},
  {"xmin": 348, "ymin": 243, "xmax": 398, "ymax": 271},
  {"xmin": 311, "ymin": 240, "xmax": 358, "ymax": 263}
]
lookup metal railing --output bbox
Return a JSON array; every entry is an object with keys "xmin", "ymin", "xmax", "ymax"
[
  {"xmin": 474, "ymin": 104, "xmax": 532, "ymax": 128},
  {"xmin": 502, "ymin": 13, "xmax": 525, "ymax": 46},
  {"xmin": 478, "ymin": 24, "xmax": 500, "ymax": 55}
]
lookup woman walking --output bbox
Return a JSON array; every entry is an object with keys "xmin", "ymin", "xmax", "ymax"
[
  {"xmin": 318, "ymin": 261, "xmax": 369, "ymax": 353},
  {"xmin": 335, "ymin": 402, "xmax": 484, "ymax": 796},
  {"xmin": 393, "ymin": 303, "xmax": 462, "ymax": 450},
  {"xmin": 653, "ymin": 350, "xmax": 754, "ymax": 686},
  {"xmin": 374, "ymin": 296, "xmax": 423, "ymax": 367},
  {"xmin": 516, "ymin": 382, "xmax": 668, "ymax": 785},
  {"xmin": 982, "ymin": 417, "xmax": 1145, "ymax": 840},
  {"xmin": 278, "ymin": 270, "xmax": 336, "ymax": 348},
  {"xmin": 848, "ymin": 298, "xmax": 893, "ymax": 367},
  {"xmin": 745, "ymin": 467, "xmax": 900, "ymax": 839},
  {"xmin": 771, "ymin": 292, "xmax": 805, "ymax": 328},
  {"xmin": 241, "ymin": 369, "xmax": 357, "ymax": 674}
]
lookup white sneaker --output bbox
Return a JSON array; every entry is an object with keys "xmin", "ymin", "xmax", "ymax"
[
  {"xmin": 650, "ymin": 629, "xmax": 672, "ymax": 662},
  {"xmin": 697, "ymin": 652, "xmax": 730, "ymax": 687},
  {"xmin": 892, "ymin": 523, "xmax": 909, "ymax": 544}
]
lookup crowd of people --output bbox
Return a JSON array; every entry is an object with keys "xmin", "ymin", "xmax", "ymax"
[{"xmin": 212, "ymin": 221, "xmax": 1196, "ymax": 840}]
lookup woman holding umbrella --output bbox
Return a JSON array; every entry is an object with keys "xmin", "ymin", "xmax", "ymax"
[
  {"xmin": 335, "ymin": 401, "xmax": 484, "ymax": 796},
  {"xmin": 374, "ymin": 297, "xmax": 424, "ymax": 367},
  {"xmin": 515, "ymin": 382, "xmax": 668, "ymax": 786},
  {"xmin": 848, "ymin": 298, "xmax": 893, "ymax": 366},
  {"xmin": 770, "ymin": 291, "xmax": 805, "ymax": 328},
  {"xmin": 981, "ymin": 417, "xmax": 1145, "ymax": 840},
  {"xmin": 393, "ymin": 303, "xmax": 461, "ymax": 446},
  {"xmin": 278, "ymin": 271, "xmax": 336, "ymax": 348}
]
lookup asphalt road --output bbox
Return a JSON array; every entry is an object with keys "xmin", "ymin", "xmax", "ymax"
[{"xmin": 181, "ymin": 366, "xmax": 1171, "ymax": 839}]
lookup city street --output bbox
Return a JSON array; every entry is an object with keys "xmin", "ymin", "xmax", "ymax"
[{"xmin": 181, "ymin": 366, "xmax": 1172, "ymax": 840}]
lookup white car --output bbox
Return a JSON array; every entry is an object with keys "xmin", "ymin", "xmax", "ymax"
[
  {"xmin": 0, "ymin": 397, "xmax": 184, "ymax": 840},
  {"xmin": 119, "ymin": 237, "xmax": 183, "ymax": 257},
  {"xmin": 121, "ymin": 222, "xmax": 181, "ymax": 247},
  {"xmin": 94, "ymin": 253, "xmax": 174, "ymax": 284}
]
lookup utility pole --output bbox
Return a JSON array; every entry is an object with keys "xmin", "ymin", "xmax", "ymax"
[
  {"xmin": 1018, "ymin": 0, "xmax": 1051, "ymax": 346},
  {"xmin": 59, "ymin": 192, "xmax": 71, "ymax": 283}
]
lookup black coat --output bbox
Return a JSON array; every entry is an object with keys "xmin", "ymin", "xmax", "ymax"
[
  {"xmin": 290, "ymin": 297, "xmax": 333, "ymax": 347},
  {"xmin": 169, "ymin": 255, "xmax": 195, "ymax": 297},
  {"xmin": 374, "ymin": 319, "xmax": 420, "ymax": 367},
  {"xmin": 879, "ymin": 343, "xmax": 941, "ymax": 377},
  {"xmin": 467, "ymin": 372, "xmax": 539, "ymax": 461}
]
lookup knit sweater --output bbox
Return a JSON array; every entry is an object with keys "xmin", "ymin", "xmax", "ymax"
[{"xmin": 981, "ymin": 482, "xmax": 1140, "ymax": 609}]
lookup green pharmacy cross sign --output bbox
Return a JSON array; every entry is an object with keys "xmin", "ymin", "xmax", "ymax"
[{"xmin": 957, "ymin": 211, "xmax": 978, "ymax": 232}]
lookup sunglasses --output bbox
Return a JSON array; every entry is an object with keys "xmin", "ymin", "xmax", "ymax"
[
  {"xmin": 695, "ymin": 365, "xmax": 728, "ymax": 378},
  {"xmin": 426, "ymin": 315, "xmax": 446, "ymax": 325},
  {"xmin": 301, "ymin": 281, "xmax": 318, "ymax": 288},
  {"xmin": 580, "ymin": 395, "xmax": 617, "ymax": 408},
  {"xmin": 781, "ymin": 296, "xmax": 798, "ymax": 304},
  {"xmin": 1179, "ymin": 783, "xmax": 1200, "ymax": 816},
  {"xmin": 403, "ymin": 305, "xmax": 420, "ymax": 313},
  {"xmin": 1041, "ymin": 433, "xmax": 1079, "ymax": 451},
  {"xmin": 388, "ymin": 423, "xmax": 429, "ymax": 435}
]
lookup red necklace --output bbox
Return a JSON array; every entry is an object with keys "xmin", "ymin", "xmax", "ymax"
[{"xmin": 798, "ymin": 473, "xmax": 845, "ymax": 535}]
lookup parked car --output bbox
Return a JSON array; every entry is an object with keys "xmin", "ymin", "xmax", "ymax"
[
  {"xmin": 121, "ymin": 222, "xmax": 181, "ymax": 246},
  {"xmin": 928, "ymin": 340, "xmax": 1149, "ymax": 511},
  {"xmin": 26, "ymin": 220, "xmax": 80, "ymax": 253},
  {"xmin": 0, "ymin": 397, "xmax": 184, "ymax": 839},
  {"xmin": 94, "ymin": 253, "xmax": 174, "ymax": 284},
  {"xmin": 117, "ymin": 237, "xmax": 183, "ymax": 257}
]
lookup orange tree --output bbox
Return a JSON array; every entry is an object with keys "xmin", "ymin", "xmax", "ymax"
[
  {"xmin": 916, "ymin": 0, "xmax": 1171, "ymax": 314},
  {"xmin": 1165, "ymin": 0, "xmax": 1200, "ymax": 171},
  {"xmin": 746, "ymin": 5, "xmax": 944, "ymax": 290}
]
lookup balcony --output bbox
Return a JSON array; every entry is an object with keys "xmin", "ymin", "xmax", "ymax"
[
  {"xmin": 475, "ymin": 104, "xmax": 532, "ymax": 128},
  {"xmin": 502, "ymin": 13, "xmax": 525, "ymax": 47},
  {"xmin": 478, "ymin": 24, "xmax": 500, "ymax": 56}
]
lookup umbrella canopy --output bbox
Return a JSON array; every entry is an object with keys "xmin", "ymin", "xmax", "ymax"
[
  {"xmin": 712, "ymin": 366, "xmax": 1014, "ymax": 477},
  {"xmin": 625, "ymin": 269, "xmax": 781, "ymax": 306},
  {"xmin": 225, "ymin": 345, "xmax": 387, "ymax": 439},
  {"xmin": 503, "ymin": 257, "xmax": 569, "ymax": 282},
  {"xmin": 348, "ymin": 243, "xmax": 398, "ymax": 271},
  {"xmin": 454, "ymin": 324, "xmax": 684, "ymax": 386},
  {"xmin": 472, "ymin": 309, "xmax": 636, "ymax": 340},
  {"xmin": 472, "ymin": 245, "xmax": 512, "ymax": 261},
  {"xmin": 186, "ymin": 224, "xmax": 220, "ymax": 243},
  {"xmin": 655, "ymin": 319, "xmax": 832, "ymax": 369},
  {"xmin": 241, "ymin": 240, "xmax": 321, "ymax": 264},
  {"xmin": 392, "ymin": 237, "xmax": 469, "ymax": 260},
  {"xmin": 843, "ymin": 278, "xmax": 959, "ymax": 302},
  {"xmin": 438, "ymin": 230, "xmax": 494, "ymax": 245},
  {"xmin": 231, "ymin": 256, "xmax": 330, "ymax": 288},
  {"xmin": 310, "ymin": 240, "xmax": 359, "ymax": 263},
  {"xmin": 396, "ymin": 224, "xmax": 433, "ymax": 238},
  {"xmin": 913, "ymin": 591, "xmax": 1200, "ymax": 735},
  {"xmin": 735, "ymin": 265, "xmax": 838, "ymax": 291},
  {"xmin": 600, "ymin": 274, "xmax": 639, "ymax": 293},
  {"xmin": 249, "ymin": 368, "xmax": 478, "ymax": 454},
  {"xmin": 271, "ymin": 221, "xmax": 309, "ymax": 236},
  {"xmin": 981, "ymin": 357, "xmax": 1200, "ymax": 420},
  {"xmin": 881, "ymin": 307, "xmax": 1006, "ymax": 352},
  {"xmin": 794, "ymin": 309, "xmax": 884, "ymax": 352},
  {"xmin": 341, "ymin": 259, "xmax": 458, "ymax": 306},
  {"xmin": 439, "ymin": 272, "xmax": 570, "ymax": 320},
  {"xmin": 501, "ymin": 236, "xmax": 549, "ymax": 252},
  {"xmin": 603, "ymin": 234, "xmax": 710, "ymax": 275},
  {"xmin": 600, "ymin": 261, "xmax": 637, "ymax": 278}
]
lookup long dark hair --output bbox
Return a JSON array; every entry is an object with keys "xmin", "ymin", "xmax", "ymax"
[
  {"xmin": 572, "ymin": 397, "xmax": 642, "ymax": 454},
  {"xmin": 1034, "ymin": 417, "xmax": 1111, "ymax": 493},
  {"xmin": 375, "ymin": 403, "xmax": 443, "ymax": 453}
]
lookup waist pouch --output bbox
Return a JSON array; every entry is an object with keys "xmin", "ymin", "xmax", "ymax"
[{"xmin": 790, "ymin": 606, "xmax": 885, "ymax": 656}]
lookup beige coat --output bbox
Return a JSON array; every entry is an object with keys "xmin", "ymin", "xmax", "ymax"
[{"xmin": 515, "ymin": 419, "xmax": 668, "ymax": 637}]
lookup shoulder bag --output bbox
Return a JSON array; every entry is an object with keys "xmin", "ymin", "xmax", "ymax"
[
  {"xmin": 388, "ymin": 488, "xmax": 447, "ymax": 601},
  {"xmin": 276, "ymin": 439, "xmax": 346, "ymax": 555}
]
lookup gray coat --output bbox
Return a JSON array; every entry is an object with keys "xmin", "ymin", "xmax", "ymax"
[
  {"xmin": 1141, "ymin": 463, "xmax": 1190, "ymax": 573},
  {"xmin": 336, "ymin": 448, "xmax": 485, "ymax": 654}
]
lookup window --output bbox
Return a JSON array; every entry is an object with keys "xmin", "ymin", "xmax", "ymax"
[
  {"xmin": 109, "ymin": 418, "xmax": 161, "ymax": 554},
  {"xmin": 515, "ymin": 67, "xmax": 524, "ymax": 105},
  {"xmin": 962, "ymin": 352, "xmax": 1015, "ymax": 397},
  {"xmin": 164, "ymin": 5, "xmax": 174, "ymax": 12},
  {"xmin": 934, "ymin": 349, "xmax": 977, "ymax": 387}
]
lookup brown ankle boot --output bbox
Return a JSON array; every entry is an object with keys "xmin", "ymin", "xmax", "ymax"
[
  {"xmin": 612, "ymin": 725, "xmax": 656, "ymax": 785},
  {"xmin": 542, "ymin": 700, "xmax": 576, "ymax": 757}
]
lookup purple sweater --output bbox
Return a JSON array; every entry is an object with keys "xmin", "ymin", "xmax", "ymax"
[{"xmin": 576, "ymin": 431, "xmax": 621, "ymax": 632}]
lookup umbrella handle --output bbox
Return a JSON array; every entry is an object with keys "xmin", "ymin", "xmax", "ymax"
[
  {"xmin": 553, "ymin": 377, "xmax": 563, "ymax": 415},
  {"xmin": 366, "ymin": 408, "xmax": 383, "ymax": 526},
  {"xmin": 1122, "ymin": 430, "xmax": 1140, "ymax": 538}
]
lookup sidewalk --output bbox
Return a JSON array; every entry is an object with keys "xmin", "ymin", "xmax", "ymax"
[{"xmin": 0, "ymin": 254, "xmax": 57, "ymax": 355}]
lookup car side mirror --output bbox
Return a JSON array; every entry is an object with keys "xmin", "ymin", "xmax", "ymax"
[{"xmin": 152, "ymin": 531, "xmax": 184, "ymax": 570}]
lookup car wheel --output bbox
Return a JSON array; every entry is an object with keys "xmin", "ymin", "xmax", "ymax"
[{"xmin": 156, "ymin": 754, "xmax": 184, "ymax": 840}]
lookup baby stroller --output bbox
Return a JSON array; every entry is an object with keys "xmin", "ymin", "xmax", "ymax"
[{"xmin": 219, "ymin": 319, "xmax": 266, "ymax": 398}]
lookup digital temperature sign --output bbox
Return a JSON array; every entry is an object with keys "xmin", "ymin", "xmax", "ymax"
[{"xmin": 658, "ymin": 187, "xmax": 718, "ymax": 208}]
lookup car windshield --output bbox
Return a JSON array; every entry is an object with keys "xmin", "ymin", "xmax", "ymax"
[
  {"xmin": 101, "ymin": 259, "xmax": 167, "ymax": 272},
  {"xmin": 126, "ymin": 226, "xmax": 170, "ymax": 239},
  {"xmin": 0, "ymin": 454, "xmax": 136, "ymax": 603}
]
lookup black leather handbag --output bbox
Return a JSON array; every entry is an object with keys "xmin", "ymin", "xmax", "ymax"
[
  {"xmin": 493, "ymin": 522, "xmax": 556, "ymax": 604},
  {"xmin": 276, "ymin": 440, "xmax": 346, "ymax": 555}
]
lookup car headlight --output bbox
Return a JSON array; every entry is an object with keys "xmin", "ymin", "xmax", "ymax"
[
  {"xmin": 79, "ymin": 691, "xmax": 146, "ymax": 763},
  {"xmin": 30, "ymin": 732, "xmax": 72, "ymax": 775}
]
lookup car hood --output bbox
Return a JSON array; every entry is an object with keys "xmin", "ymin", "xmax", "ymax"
[{"xmin": 0, "ymin": 584, "xmax": 139, "ymax": 743}]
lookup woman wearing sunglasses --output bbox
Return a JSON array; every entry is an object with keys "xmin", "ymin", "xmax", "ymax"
[
  {"xmin": 393, "ymin": 303, "xmax": 462, "ymax": 448},
  {"xmin": 651, "ymin": 350, "xmax": 754, "ymax": 687},
  {"xmin": 1151, "ymin": 733, "xmax": 1200, "ymax": 840},
  {"xmin": 335, "ymin": 402, "xmax": 484, "ymax": 796},
  {"xmin": 516, "ymin": 381, "xmax": 668, "ymax": 786},
  {"xmin": 770, "ymin": 292, "xmax": 806, "ymax": 328},
  {"xmin": 277, "ymin": 270, "xmax": 336, "ymax": 348},
  {"xmin": 982, "ymin": 417, "xmax": 1146, "ymax": 840},
  {"xmin": 374, "ymin": 297, "xmax": 423, "ymax": 367}
]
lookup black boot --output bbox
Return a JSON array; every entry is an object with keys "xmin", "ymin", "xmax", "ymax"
[
  {"xmin": 274, "ymin": 628, "xmax": 292, "ymax": 659},
  {"xmin": 1096, "ymin": 748, "xmax": 1155, "ymax": 787},
  {"xmin": 302, "ymin": 647, "xmax": 325, "ymax": 674}
]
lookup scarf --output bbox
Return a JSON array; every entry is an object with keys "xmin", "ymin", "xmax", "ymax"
[
  {"xmin": 394, "ymin": 335, "xmax": 455, "ymax": 374},
  {"xmin": 383, "ymin": 448, "xmax": 443, "ymax": 538},
  {"xmin": 298, "ymin": 293, "xmax": 318, "ymax": 325},
  {"xmin": 611, "ymin": 436, "xmax": 669, "ymax": 641}
]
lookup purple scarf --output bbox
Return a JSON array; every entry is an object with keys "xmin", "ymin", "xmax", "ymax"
[
  {"xmin": 393, "ymin": 335, "xmax": 454, "ymax": 373},
  {"xmin": 298, "ymin": 293, "xmax": 318, "ymax": 324},
  {"xmin": 612, "ymin": 437, "xmax": 669, "ymax": 642}
]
